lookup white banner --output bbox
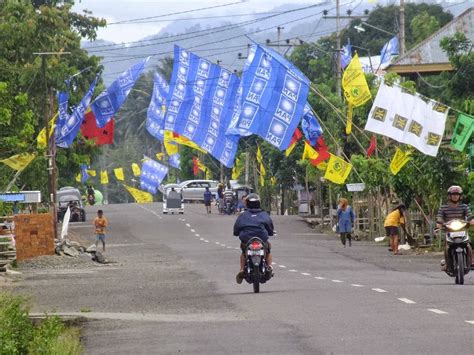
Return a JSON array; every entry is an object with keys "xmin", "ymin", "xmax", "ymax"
[
  {"xmin": 365, "ymin": 82, "xmax": 448, "ymax": 156},
  {"xmin": 60, "ymin": 207, "xmax": 71, "ymax": 240}
]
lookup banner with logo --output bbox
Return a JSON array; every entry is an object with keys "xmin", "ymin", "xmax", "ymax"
[
  {"xmin": 389, "ymin": 147, "xmax": 411, "ymax": 175},
  {"xmin": 365, "ymin": 82, "xmax": 448, "ymax": 157},
  {"xmin": 324, "ymin": 154, "xmax": 352, "ymax": 184},
  {"xmin": 450, "ymin": 113, "xmax": 474, "ymax": 152}
]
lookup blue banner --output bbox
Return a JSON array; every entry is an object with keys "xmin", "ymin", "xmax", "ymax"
[
  {"xmin": 80, "ymin": 164, "xmax": 89, "ymax": 184},
  {"xmin": 54, "ymin": 91, "xmax": 69, "ymax": 142},
  {"xmin": 380, "ymin": 37, "xmax": 399, "ymax": 66},
  {"xmin": 164, "ymin": 45, "xmax": 240, "ymax": 167},
  {"xmin": 56, "ymin": 75, "xmax": 99, "ymax": 148},
  {"xmin": 168, "ymin": 153, "xmax": 181, "ymax": 169},
  {"xmin": 341, "ymin": 44, "xmax": 352, "ymax": 69},
  {"xmin": 146, "ymin": 72, "xmax": 169, "ymax": 141},
  {"xmin": 92, "ymin": 57, "xmax": 149, "ymax": 128},
  {"xmin": 301, "ymin": 104, "xmax": 323, "ymax": 146},
  {"xmin": 140, "ymin": 157, "xmax": 169, "ymax": 195},
  {"xmin": 226, "ymin": 44, "xmax": 310, "ymax": 150}
]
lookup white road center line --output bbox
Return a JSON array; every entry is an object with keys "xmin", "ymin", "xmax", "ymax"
[
  {"xmin": 372, "ymin": 288, "xmax": 388, "ymax": 293},
  {"xmin": 186, "ymin": 223, "xmax": 191, "ymax": 227},
  {"xmin": 331, "ymin": 280, "xmax": 343, "ymax": 283},
  {"xmin": 289, "ymin": 269, "xmax": 298, "ymax": 272},
  {"xmin": 465, "ymin": 321, "xmax": 474, "ymax": 325},
  {"xmin": 195, "ymin": 234, "xmax": 200, "ymax": 237},
  {"xmin": 398, "ymin": 298, "xmax": 416, "ymax": 304},
  {"xmin": 301, "ymin": 272, "xmax": 311, "ymax": 276},
  {"xmin": 234, "ymin": 247, "xmax": 240, "ymax": 250},
  {"xmin": 190, "ymin": 229, "xmax": 195, "ymax": 232},
  {"xmin": 199, "ymin": 238, "xmax": 204, "ymax": 241},
  {"xmin": 278, "ymin": 265, "xmax": 286, "ymax": 268},
  {"xmin": 351, "ymin": 284, "xmax": 364, "ymax": 287},
  {"xmin": 314, "ymin": 276, "xmax": 326, "ymax": 280},
  {"xmin": 215, "ymin": 242, "xmax": 220, "ymax": 245},
  {"xmin": 428, "ymin": 309, "xmax": 448, "ymax": 315},
  {"xmin": 227, "ymin": 246, "xmax": 232, "ymax": 249},
  {"xmin": 204, "ymin": 240, "xmax": 209, "ymax": 243}
]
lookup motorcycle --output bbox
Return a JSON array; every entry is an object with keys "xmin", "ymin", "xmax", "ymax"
[
  {"xmin": 442, "ymin": 219, "xmax": 471, "ymax": 285},
  {"xmin": 224, "ymin": 197, "xmax": 235, "ymax": 215},
  {"xmin": 243, "ymin": 237, "xmax": 272, "ymax": 293}
]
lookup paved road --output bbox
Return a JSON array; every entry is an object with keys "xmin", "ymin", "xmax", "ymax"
[{"xmin": 18, "ymin": 203, "xmax": 474, "ymax": 354}]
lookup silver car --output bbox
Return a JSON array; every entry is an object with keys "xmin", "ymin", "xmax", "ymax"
[{"xmin": 178, "ymin": 180, "xmax": 219, "ymax": 201}]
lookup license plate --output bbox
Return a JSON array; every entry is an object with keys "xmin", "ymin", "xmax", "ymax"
[
  {"xmin": 450, "ymin": 231, "xmax": 466, "ymax": 237},
  {"xmin": 248, "ymin": 250, "xmax": 264, "ymax": 256}
]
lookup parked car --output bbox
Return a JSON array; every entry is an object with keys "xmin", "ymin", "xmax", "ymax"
[
  {"xmin": 162, "ymin": 180, "xmax": 218, "ymax": 202},
  {"xmin": 57, "ymin": 187, "xmax": 86, "ymax": 222}
]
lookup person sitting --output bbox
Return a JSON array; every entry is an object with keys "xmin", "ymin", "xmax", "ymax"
[{"xmin": 233, "ymin": 193, "xmax": 274, "ymax": 284}]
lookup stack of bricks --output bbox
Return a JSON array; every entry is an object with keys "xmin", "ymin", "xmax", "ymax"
[{"xmin": 14, "ymin": 213, "xmax": 55, "ymax": 261}]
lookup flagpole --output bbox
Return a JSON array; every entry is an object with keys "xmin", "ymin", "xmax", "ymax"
[{"xmin": 34, "ymin": 52, "xmax": 70, "ymax": 241}]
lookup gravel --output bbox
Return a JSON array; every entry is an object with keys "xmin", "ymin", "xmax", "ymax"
[{"xmin": 18, "ymin": 254, "xmax": 103, "ymax": 270}]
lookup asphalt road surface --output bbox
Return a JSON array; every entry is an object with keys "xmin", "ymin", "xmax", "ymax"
[{"xmin": 18, "ymin": 203, "xmax": 474, "ymax": 354}]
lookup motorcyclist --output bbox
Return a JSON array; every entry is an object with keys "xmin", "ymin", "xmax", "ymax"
[
  {"xmin": 223, "ymin": 184, "xmax": 235, "ymax": 213},
  {"xmin": 86, "ymin": 185, "xmax": 95, "ymax": 204},
  {"xmin": 233, "ymin": 193, "xmax": 274, "ymax": 284},
  {"xmin": 436, "ymin": 185, "xmax": 473, "ymax": 271}
]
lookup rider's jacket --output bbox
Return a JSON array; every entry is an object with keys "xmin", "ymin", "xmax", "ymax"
[
  {"xmin": 436, "ymin": 203, "xmax": 472, "ymax": 224},
  {"xmin": 233, "ymin": 208, "xmax": 274, "ymax": 243}
]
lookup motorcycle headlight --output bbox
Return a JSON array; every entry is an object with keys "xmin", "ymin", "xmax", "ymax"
[{"xmin": 446, "ymin": 219, "xmax": 467, "ymax": 231}]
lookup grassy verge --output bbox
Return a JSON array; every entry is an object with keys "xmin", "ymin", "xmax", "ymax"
[{"xmin": 0, "ymin": 292, "xmax": 82, "ymax": 355}]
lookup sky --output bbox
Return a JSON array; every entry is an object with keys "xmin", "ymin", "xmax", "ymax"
[{"xmin": 72, "ymin": 0, "xmax": 320, "ymax": 43}]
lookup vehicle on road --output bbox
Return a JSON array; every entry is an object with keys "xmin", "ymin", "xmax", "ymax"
[
  {"xmin": 163, "ymin": 186, "xmax": 184, "ymax": 215},
  {"xmin": 162, "ymin": 180, "xmax": 218, "ymax": 202},
  {"xmin": 243, "ymin": 237, "xmax": 272, "ymax": 293},
  {"xmin": 57, "ymin": 187, "xmax": 86, "ymax": 222},
  {"xmin": 442, "ymin": 218, "xmax": 471, "ymax": 285}
]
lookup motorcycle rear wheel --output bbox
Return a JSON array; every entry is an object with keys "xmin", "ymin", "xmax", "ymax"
[{"xmin": 456, "ymin": 252, "xmax": 465, "ymax": 285}]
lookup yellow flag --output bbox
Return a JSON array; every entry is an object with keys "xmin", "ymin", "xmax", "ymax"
[
  {"xmin": 131, "ymin": 163, "xmax": 141, "ymax": 176},
  {"xmin": 37, "ymin": 113, "xmax": 58, "ymax": 149},
  {"xmin": 114, "ymin": 167, "xmax": 124, "ymax": 181},
  {"xmin": 164, "ymin": 130, "xmax": 206, "ymax": 153},
  {"xmin": 270, "ymin": 176, "xmax": 277, "ymax": 186},
  {"xmin": 86, "ymin": 169, "xmax": 97, "ymax": 177},
  {"xmin": 390, "ymin": 147, "xmax": 411, "ymax": 175},
  {"xmin": 232, "ymin": 158, "xmax": 244, "ymax": 180},
  {"xmin": 75, "ymin": 173, "xmax": 81, "ymax": 183},
  {"xmin": 256, "ymin": 147, "xmax": 263, "ymax": 164},
  {"xmin": 0, "ymin": 152, "xmax": 36, "ymax": 171},
  {"xmin": 123, "ymin": 184, "xmax": 153, "ymax": 203},
  {"xmin": 324, "ymin": 154, "xmax": 352, "ymax": 184},
  {"xmin": 342, "ymin": 54, "xmax": 371, "ymax": 107},
  {"xmin": 100, "ymin": 170, "xmax": 109, "ymax": 184},
  {"xmin": 197, "ymin": 161, "xmax": 212, "ymax": 179},
  {"xmin": 301, "ymin": 142, "xmax": 319, "ymax": 161},
  {"xmin": 156, "ymin": 152, "xmax": 165, "ymax": 161}
]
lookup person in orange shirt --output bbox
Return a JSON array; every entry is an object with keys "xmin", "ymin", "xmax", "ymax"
[
  {"xmin": 94, "ymin": 210, "xmax": 108, "ymax": 252},
  {"xmin": 384, "ymin": 204, "xmax": 407, "ymax": 255}
]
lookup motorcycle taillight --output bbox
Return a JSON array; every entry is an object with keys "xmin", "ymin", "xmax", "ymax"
[{"xmin": 249, "ymin": 241, "xmax": 263, "ymax": 250}]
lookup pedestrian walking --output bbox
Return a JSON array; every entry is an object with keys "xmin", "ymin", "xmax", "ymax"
[
  {"xmin": 384, "ymin": 204, "xmax": 407, "ymax": 255},
  {"xmin": 94, "ymin": 209, "xmax": 108, "ymax": 252},
  {"xmin": 336, "ymin": 198, "xmax": 355, "ymax": 247},
  {"xmin": 203, "ymin": 187, "xmax": 213, "ymax": 214}
]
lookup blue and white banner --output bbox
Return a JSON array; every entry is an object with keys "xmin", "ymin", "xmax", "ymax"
[
  {"xmin": 380, "ymin": 37, "xmax": 399, "ymax": 66},
  {"xmin": 54, "ymin": 91, "xmax": 70, "ymax": 142},
  {"xmin": 146, "ymin": 72, "xmax": 169, "ymax": 141},
  {"xmin": 301, "ymin": 104, "xmax": 323, "ymax": 146},
  {"xmin": 56, "ymin": 75, "xmax": 99, "ymax": 148},
  {"xmin": 164, "ymin": 45, "xmax": 240, "ymax": 167},
  {"xmin": 226, "ymin": 44, "xmax": 310, "ymax": 150},
  {"xmin": 168, "ymin": 153, "xmax": 181, "ymax": 169},
  {"xmin": 140, "ymin": 157, "xmax": 169, "ymax": 194},
  {"xmin": 80, "ymin": 164, "xmax": 89, "ymax": 184},
  {"xmin": 92, "ymin": 57, "xmax": 150, "ymax": 128},
  {"xmin": 341, "ymin": 44, "xmax": 352, "ymax": 69}
]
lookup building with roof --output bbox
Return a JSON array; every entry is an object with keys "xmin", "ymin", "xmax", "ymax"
[{"xmin": 387, "ymin": 7, "xmax": 473, "ymax": 74}]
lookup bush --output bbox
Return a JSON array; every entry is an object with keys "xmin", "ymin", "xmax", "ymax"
[{"xmin": 0, "ymin": 293, "xmax": 82, "ymax": 355}]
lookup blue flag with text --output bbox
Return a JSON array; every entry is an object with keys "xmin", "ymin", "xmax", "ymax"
[
  {"xmin": 164, "ymin": 45, "xmax": 240, "ymax": 167},
  {"xmin": 226, "ymin": 44, "xmax": 310, "ymax": 150},
  {"xmin": 92, "ymin": 57, "xmax": 149, "ymax": 128},
  {"xmin": 301, "ymin": 104, "xmax": 323, "ymax": 146},
  {"xmin": 146, "ymin": 72, "xmax": 169, "ymax": 141}
]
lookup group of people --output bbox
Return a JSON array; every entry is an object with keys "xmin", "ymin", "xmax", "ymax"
[{"xmin": 203, "ymin": 183, "xmax": 246, "ymax": 215}]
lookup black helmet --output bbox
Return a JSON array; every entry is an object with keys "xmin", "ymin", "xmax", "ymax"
[
  {"xmin": 246, "ymin": 193, "xmax": 261, "ymax": 209},
  {"xmin": 447, "ymin": 185, "xmax": 462, "ymax": 195}
]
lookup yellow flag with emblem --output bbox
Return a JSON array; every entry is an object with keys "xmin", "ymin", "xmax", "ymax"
[
  {"xmin": 114, "ymin": 167, "xmax": 125, "ymax": 181},
  {"xmin": 156, "ymin": 152, "xmax": 165, "ymax": 161},
  {"xmin": 131, "ymin": 163, "xmax": 141, "ymax": 176},
  {"xmin": 232, "ymin": 158, "xmax": 244, "ymax": 180},
  {"xmin": 389, "ymin": 147, "xmax": 411, "ymax": 175},
  {"xmin": 164, "ymin": 130, "xmax": 206, "ymax": 153},
  {"xmin": 100, "ymin": 170, "xmax": 109, "ymax": 184},
  {"xmin": 123, "ymin": 184, "xmax": 153, "ymax": 203},
  {"xmin": 323, "ymin": 154, "xmax": 352, "ymax": 184},
  {"xmin": 342, "ymin": 54, "xmax": 371, "ymax": 107},
  {"xmin": 0, "ymin": 152, "xmax": 37, "ymax": 171},
  {"xmin": 37, "ymin": 113, "xmax": 58, "ymax": 149},
  {"xmin": 86, "ymin": 169, "xmax": 97, "ymax": 177}
]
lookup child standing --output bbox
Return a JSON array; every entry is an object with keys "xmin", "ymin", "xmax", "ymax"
[{"xmin": 94, "ymin": 210, "xmax": 108, "ymax": 252}]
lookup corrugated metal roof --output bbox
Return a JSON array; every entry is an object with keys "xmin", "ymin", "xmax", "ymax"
[{"xmin": 391, "ymin": 7, "xmax": 473, "ymax": 66}]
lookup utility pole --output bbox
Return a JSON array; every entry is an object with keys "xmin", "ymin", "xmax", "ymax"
[
  {"xmin": 399, "ymin": 0, "xmax": 406, "ymax": 55},
  {"xmin": 335, "ymin": 0, "xmax": 342, "ymax": 98},
  {"xmin": 277, "ymin": 26, "xmax": 284, "ymax": 54},
  {"xmin": 34, "ymin": 52, "xmax": 70, "ymax": 240},
  {"xmin": 244, "ymin": 152, "xmax": 249, "ymax": 186}
]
